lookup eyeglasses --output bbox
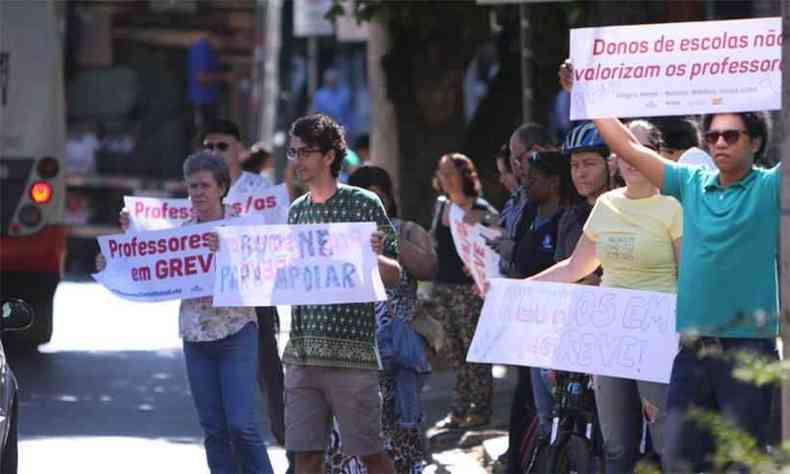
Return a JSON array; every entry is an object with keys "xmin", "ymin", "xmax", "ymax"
[
  {"xmin": 704, "ymin": 129, "xmax": 747, "ymax": 146},
  {"xmin": 287, "ymin": 147, "xmax": 322, "ymax": 161},
  {"xmin": 527, "ymin": 151, "xmax": 547, "ymax": 164},
  {"xmin": 203, "ymin": 141, "xmax": 231, "ymax": 152}
]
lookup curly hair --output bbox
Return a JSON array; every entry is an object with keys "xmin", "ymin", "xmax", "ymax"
[
  {"xmin": 289, "ymin": 113, "xmax": 347, "ymax": 177},
  {"xmin": 433, "ymin": 153, "xmax": 482, "ymax": 198}
]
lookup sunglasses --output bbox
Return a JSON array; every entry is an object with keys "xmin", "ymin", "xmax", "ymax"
[
  {"xmin": 703, "ymin": 129, "xmax": 747, "ymax": 146},
  {"xmin": 203, "ymin": 142, "xmax": 231, "ymax": 152}
]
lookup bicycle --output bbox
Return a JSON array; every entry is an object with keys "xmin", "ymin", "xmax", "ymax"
[{"xmin": 522, "ymin": 371, "xmax": 604, "ymax": 474}]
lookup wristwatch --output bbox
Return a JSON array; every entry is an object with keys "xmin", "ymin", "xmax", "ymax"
[{"xmin": 481, "ymin": 211, "xmax": 496, "ymax": 226}]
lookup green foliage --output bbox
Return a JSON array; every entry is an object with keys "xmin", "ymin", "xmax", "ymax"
[
  {"xmin": 687, "ymin": 344, "xmax": 790, "ymax": 473},
  {"xmin": 634, "ymin": 459, "xmax": 661, "ymax": 474},
  {"xmin": 689, "ymin": 407, "xmax": 784, "ymax": 473},
  {"xmin": 733, "ymin": 350, "xmax": 790, "ymax": 386}
]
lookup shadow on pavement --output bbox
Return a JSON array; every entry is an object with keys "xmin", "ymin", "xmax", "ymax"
[{"xmin": 9, "ymin": 349, "xmax": 203, "ymax": 441}]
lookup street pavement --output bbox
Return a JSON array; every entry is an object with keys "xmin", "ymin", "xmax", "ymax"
[{"xmin": 9, "ymin": 279, "xmax": 515, "ymax": 473}]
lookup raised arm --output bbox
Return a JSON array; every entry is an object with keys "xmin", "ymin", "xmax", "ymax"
[
  {"xmin": 527, "ymin": 234, "xmax": 600, "ymax": 284},
  {"xmin": 593, "ymin": 118, "xmax": 670, "ymax": 189}
]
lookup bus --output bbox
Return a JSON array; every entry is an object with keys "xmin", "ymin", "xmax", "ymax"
[{"xmin": 0, "ymin": 1, "xmax": 67, "ymax": 348}]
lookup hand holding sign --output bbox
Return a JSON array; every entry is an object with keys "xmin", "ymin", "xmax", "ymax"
[
  {"xmin": 447, "ymin": 204, "xmax": 501, "ymax": 293},
  {"xmin": 370, "ymin": 231, "xmax": 385, "ymax": 255},
  {"xmin": 205, "ymin": 232, "xmax": 219, "ymax": 252},
  {"xmin": 559, "ymin": 59, "xmax": 574, "ymax": 93}
]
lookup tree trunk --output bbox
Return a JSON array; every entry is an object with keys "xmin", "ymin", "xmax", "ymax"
[
  {"xmin": 379, "ymin": 5, "xmax": 488, "ymax": 228},
  {"xmin": 367, "ymin": 18, "xmax": 401, "ymax": 206}
]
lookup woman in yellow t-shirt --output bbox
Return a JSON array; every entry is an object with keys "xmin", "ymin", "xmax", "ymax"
[{"xmin": 528, "ymin": 120, "xmax": 682, "ymax": 474}]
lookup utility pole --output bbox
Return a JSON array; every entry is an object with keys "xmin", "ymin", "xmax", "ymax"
[
  {"xmin": 367, "ymin": 16, "xmax": 400, "ymax": 198},
  {"xmin": 255, "ymin": 0, "xmax": 282, "ymax": 150},
  {"xmin": 781, "ymin": 0, "xmax": 790, "ymax": 442},
  {"xmin": 519, "ymin": 2, "xmax": 533, "ymax": 123}
]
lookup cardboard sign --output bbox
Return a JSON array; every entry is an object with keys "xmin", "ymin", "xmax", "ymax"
[
  {"xmin": 570, "ymin": 17, "xmax": 781, "ymax": 119},
  {"xmin": 448, "ymin": 204, "xmax": 501, "ymax": 292},
  {"xmin": 213, "ymin": 222, "xmax": 387, "ymax": 306},
  {"xmin": 468, "ymin": 279, "xmax": 679, "ymax": 383},
  {"xmin": 92, "ymin": 222, "xmax": 231, "ymax": 302}
]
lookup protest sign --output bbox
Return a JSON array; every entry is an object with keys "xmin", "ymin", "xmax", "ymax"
[
  {"xmin": 92, "ymin": 221, "xmax": 231, "ymax": 302},
  {"xmin": 448, "ymin": 204, "xmax": 501, "ymax": 292},
  {"xmin": 125, "ymin": 183, "xmax": 289, "ymax": 231},
  {"xmin": 569, "ymin": 17, "xmax": 781, "ymax": 119},
  {"xmin": 224, "ymin": 183, "xmax": 290, "ymax": 225},
  {"xmin": 124, "ymin": 196, "xmax": 193, "ymax": 231},
  {"xmin": 213, "ymin": 222, "xmax": 387, "ymax": 306},
  {"xmin": 468, "ymin": 278, "xmax": 679, "ymax": 383}
]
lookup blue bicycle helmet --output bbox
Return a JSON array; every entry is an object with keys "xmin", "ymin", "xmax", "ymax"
[{"xmin": 562, "ymin": 121, "xmax": 609, "ymax": 157}]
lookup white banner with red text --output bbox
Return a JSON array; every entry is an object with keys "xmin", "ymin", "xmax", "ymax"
[
  {"xmin": 124, "ymin": 196, "xmax": 194, "ymax": 231},
  {"xmin": 569, "ymin": 17, "xmax": 781, "ymax": 119},
  {"xmin": 213, "ymin": 222, "xmax": 387, "ymax": 307},
  {"xmin": 125, "ymin": 184, "xmax": 290, "ymax": 231},
  {"xmin": 92, "ymin": 221, "xmax": 228, "ymax": 302},
  {"xmin": 468, "ymin": 278, "xmax": 679, "ymax": 383},
  {"xmin": 223, "ymin": 183, "xmax": 290, "ymax": 225},
  {"xmin": 448, "ymin": 204, "xmax": 501, "ymax": 293}
]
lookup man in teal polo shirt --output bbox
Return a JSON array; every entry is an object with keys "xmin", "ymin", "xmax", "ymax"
[{"xmin": 592, "ymin": 111, "xmax": 780, "ymax": 472}]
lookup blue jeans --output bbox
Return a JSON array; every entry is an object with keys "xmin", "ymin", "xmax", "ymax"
[
  {"xmin": 531, "ymin": 368, "xmax": 554, "ymax": 436},
  {"xmin": 663, "ymin": 337, "xmax": 777, "ymax": 473},
  {"xmin": 184, "ymin": 323, "xmax": 274, "ymax": 474}
]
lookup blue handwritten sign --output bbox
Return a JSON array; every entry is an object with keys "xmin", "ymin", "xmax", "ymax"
[{"xmin": 212, "ymin": 223, "xmax": 386, "ymax": 306}]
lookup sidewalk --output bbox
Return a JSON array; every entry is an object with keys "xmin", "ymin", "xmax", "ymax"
[
  {"xmin": 275, "ymin": 307, "xmax": 517, "ymax": 474},
  {"xmin": 422, "ymin": 365, "xmax": 516, "ymax": 474}
]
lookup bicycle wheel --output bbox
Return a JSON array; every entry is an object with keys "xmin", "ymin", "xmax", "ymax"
[
  {"xmin": 524, "ymin": 440, "xmax": 553, "ymax": 474},
  {"xmin": 548, "ymin": 433, "xmax": 596, "ymax": 474}
]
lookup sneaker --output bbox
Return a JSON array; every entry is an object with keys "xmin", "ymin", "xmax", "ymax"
[
  {"xmin": 491, "ymin": 453, "xmax": 509, "ymax": 474},
  {"xmin": 433, "ymin": 414, "xmax": 465, "ymax": 430},
  {"xmin": 460, "ymin": 414, "xmax": 490, "ymax": 429}
]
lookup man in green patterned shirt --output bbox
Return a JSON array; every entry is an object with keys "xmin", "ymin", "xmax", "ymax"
[{"xmin": 283, "ymin": 113, "xmax": 400, "ymax": 474}]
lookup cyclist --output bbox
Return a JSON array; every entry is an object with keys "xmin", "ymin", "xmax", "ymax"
[
  {"xmin": 527, "ymin": 119, "xmax": 682, "ymax": 473},
  {"xmin": 505, "ymin": 150, "xmax": 577, "ymax": 472},
  {"xmin": 530, "ymin": 121, "xmax": 614, "ymax": 441}
]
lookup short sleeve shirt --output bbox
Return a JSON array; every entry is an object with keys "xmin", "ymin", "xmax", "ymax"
[
  {"xmin": 178, "ymin": 218, "xmax": 257, "ymax": 342},
  {"xmin": 584, "ymin": 188, "xmax": 682, "ymax": 293},
  {"xmin": 283, "ymin": 184, "xmax": 398, "ymax": 370},
  {"xmin": 661, "ymin": 162, "xmax": 781, "ymax": 338}
]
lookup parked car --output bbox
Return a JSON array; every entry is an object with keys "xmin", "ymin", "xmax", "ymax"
[{"xmin": 0, "ymin": 299, "xmax": 34, "ymax": 473}]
